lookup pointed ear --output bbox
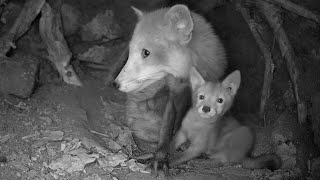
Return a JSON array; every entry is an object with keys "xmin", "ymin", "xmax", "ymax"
[
  {"xmin": 222, "ymin": 70, "xmax": 241, "ymax": 96},
  {"xmin": 131, "ymin": 6, "xmax": 144, "ymax": 20},
  {"xmin": 164, "ymin": 4, "xmax": 194, "ymax": 44},
  {"xmin": 189, "ymin": 67, "xmax": 205, "ymax": 90}
]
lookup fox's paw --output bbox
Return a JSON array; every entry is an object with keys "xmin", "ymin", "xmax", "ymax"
[{"xmin": 146, "ymin": 149, "xmax": 170, "ymax": 177}]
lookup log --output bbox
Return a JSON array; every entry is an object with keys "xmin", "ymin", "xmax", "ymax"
[
  {"xmin": 0, "ymin": 0, "xmax": 45, "ymax": 57},
  {"xmin": 0, "ymin": 55, "xmax": 39, "ymax": 98},
  {"xmin": 263, "ymin": 0, "xmax": 320, "ymax": 24},
  {"xmin": 258, "ymin": 0, "xmax": 307, "ymax": 124},
  {"xmin": 238, "ymin": 4, "xmax": 275, "ymax": 125},
  {"xmin": 39, "ymin": 3, "xmax": 82, "ymax": 86}
]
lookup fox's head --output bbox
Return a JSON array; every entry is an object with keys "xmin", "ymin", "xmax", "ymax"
[
  {"xmin": 114, "ymin": 5, "xmax": 194, "ymax": 92},
  {"xmin": 190, "ymin": 67, "xmax": 241, "ymax": 119}
]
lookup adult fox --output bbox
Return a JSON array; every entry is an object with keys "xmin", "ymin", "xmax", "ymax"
[{"xmin": 113, "ymin": 4, "xmax": 226, "ymax": 171}]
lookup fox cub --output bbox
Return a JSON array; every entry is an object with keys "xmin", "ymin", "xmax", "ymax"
[{"xmin": 169, "ymin": 67, "xmax": 281, "ymax": 170}]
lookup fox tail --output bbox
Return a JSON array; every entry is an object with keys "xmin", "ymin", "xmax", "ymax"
[{"xmin": 242, "ymin": 154, "xmax": 282, "ymax": 171}]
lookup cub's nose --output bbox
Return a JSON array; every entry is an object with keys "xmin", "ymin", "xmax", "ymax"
[
  {"xmin": 112, "ymin": 80, "xmax": 120, "ymax": 89},
  {"xmin": 202, "ymin": 106, "xmax": 211, "ymax": 113}
]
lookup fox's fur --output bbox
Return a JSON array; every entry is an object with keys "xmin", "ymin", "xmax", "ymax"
[
  {"xmin": 114, "ymin": 4, "xmax": 226, "ymax": 152},
  {"xmin": 115, "ymin": 5, "xmax": 226, "ymax": 92},
  {"xmin": 169, "ymin": 68, "xmax": 282, "ymax": 170}
]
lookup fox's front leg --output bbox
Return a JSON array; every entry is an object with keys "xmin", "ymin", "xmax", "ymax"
[
  {"xmin": 170, "ymin": 130, "xmax": 187, "ymax": 154},
  {"xmin": 169, "ymin": 144, "xmax": 204, "ymax": 167},
  {"xmin": 147, "ymin": 97, "xmax": 176, "ymax": 176}
]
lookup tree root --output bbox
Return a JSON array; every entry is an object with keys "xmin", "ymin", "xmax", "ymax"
[
  {"xmin": 257, "ymin": 0, "xmax": 307, "ymax": 124},
  {"xmin": 263, "ymin": 0, "xmax": 320, "ymax": 24},
  {"xmin": 238, "ymin": 3, "xmax": 275, "ymax": 125},
  {"xmin": 39, "ymin": 2, "xmax": 82, "ymax": 86}
]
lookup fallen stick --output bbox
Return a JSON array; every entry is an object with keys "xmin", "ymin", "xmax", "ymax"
[
  {"xmin": 258, "ymin": 0, "xmax": 307, "ymax": 124},
  {"xmin": 39, "ymin": 3, "xmax": 82, "ymax": 86},
  {"xmin": 263, "ymin": 0, "xmax": 320, "ymax": 24},
  {"xmin": 238, "ymin": 4, "xmax": 275, "ymax": 125},
  {"xmin": 0, "ymin": 0, "xmax": 45, "ymax": 57}
]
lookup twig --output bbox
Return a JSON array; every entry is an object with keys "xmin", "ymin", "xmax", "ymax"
[
  {"xmin": 263, "ymin": 0, "xmax": 320, "ymax": 24},
  {"xmin": 238, "ymin": 4, "xmax": 275, "ymax": 125},
  {"xmin": 39, "ymin": 3, "xmax": 82, "ymax": 86},
  {"xmin": 258, "ymin": 0, "xmax": 307, "ymax": 124}
]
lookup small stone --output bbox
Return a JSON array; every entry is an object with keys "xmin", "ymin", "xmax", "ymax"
[
  {"xmin": 26, "ymin": 169, "xmax": 37, "ymax": 179},
  {"xmin": 0, "ymin": 156, "xmax": 7, "ymax": 163}
]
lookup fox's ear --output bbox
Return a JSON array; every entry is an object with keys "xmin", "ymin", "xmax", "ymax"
[
  {"xmin": 222, "ymin": 70, "xmax": 241, "ymax": 96},
  {"xmin": 190, "ymin": 67, "xmax": 205, "ymax": 90},
  {"xmin": 131, "ymin": 6, "xmax": 144, "ymax": 20},
  {"xmin": 165, "ymin": 4, "xmax": 194, "ymax": 44}
]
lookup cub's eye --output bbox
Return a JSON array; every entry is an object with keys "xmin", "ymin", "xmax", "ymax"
[
  {"xmin": 142, "ymin": 49, "xmax": 150, "ymax": 58},
  {"xmin": 199, "ymin": 95, "xmax": 205, "ymax": 100},
  {"xmin": 217, "ymin": 98, "xmax": 223, "ymax": 103}
]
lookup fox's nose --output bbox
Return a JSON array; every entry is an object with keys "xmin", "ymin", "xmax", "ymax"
[
  {"xmin": 112, "ymin": 80, "xmax": 120, "ymax": 89},
  {"xmin": 202, "ymin": 106, "xmax": 211, "ymax": 113}
]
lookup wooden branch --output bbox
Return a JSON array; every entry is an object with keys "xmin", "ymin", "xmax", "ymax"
[
  {"xmin": 263, "ymin": 0, "xmax": 320, "ymax": 24},
  {"xmin": 238, "ymin": 4, "xmax": 275, "ymax": 125},
  {"xmin": 39, "ymin": 3, "xmax": 82, "ymax": 86},
  {"xmin": 0, "ymin": 0, "xmax": 45, "ymax": 57},
  {"xmin": 258, "ymin": 0, "xmax": 307, "ymax": 124}
]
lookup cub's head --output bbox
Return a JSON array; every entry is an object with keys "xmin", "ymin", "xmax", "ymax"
[
  {"xmin": 190, "ymin": 67, "xmax": 241, "ymax": 119},
  {"xmin": 114, "ymin": 5, "xmax": 194, "ymax": 92}
]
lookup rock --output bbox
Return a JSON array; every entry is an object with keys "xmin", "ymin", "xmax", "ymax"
[
  {"xmin": 73, "ymin": 38, "xmax": 127, "ymax": 65},
  {"xmin": 80, "ymin": 9, "xmax": 122, "ymax": 41},
  {"xmin": 26, "ymin": 169, "xmax": 38, "ymax": 179},
  {"xmin": 48, "ymin": 148, "xmax": 99, "ymax": 173},
  {"xmin": 0, "ymin": 55, "xmax": 39, "ymax": 98},
  {"xmin": 0, "ymin": 2, "xmax": 23, "ymax": 34},
  {"xmin": 97, "ymin": 152, "xmax": 128, "ymax": 171},
  {"xmin": 41, "ymin": 130, "xmax": 64, "ymax": 141},
  {"xmin": 78, "ymin": 45, "xmax": 110, "ymax": 64},
  {"xmin": 0, "ymin": 134, "xmax": 13, "ymax": 143},
  {"xmin": 61, "ymin": 3, "xmax": 81, "ymax": 36},
  {"xmin": 276, "ymin": 142, "xmax": 296, "ymax": 169},
  {"xmin": 84, "ymin": 174, "xmax": 102, "ymax": 180},
  {"xmin": 311, "ymin": 157, "xmax": 320, "ymax": 179},
  {"xmin": 0, "ymin": 156, "xmax": 7, "ymax": 163},
  {"xmin": 11, "ymin": 161, "xmax": 29, "ymax": 172},
  {"xmin": 311, "ymin": 92, "xmax": 320, "ymax": 148}
]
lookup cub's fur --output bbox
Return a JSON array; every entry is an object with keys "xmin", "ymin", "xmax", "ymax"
[
  {"xmin": 169, "ymin": 68, "xmax": 281, "ymax": 171},
  {"xmin": 113, "ymin": 4, "xmax": 226, "ymax": 150}
]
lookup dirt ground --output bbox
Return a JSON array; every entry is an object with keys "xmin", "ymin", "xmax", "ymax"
[{"xmin": 1, "ymin": 0, "xmax": 320, "ymax": 179}]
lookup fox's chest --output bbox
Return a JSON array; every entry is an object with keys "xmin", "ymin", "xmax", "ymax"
[{"xmin": 182, "ymin": 110, "xmax": 213, "ymax": 140}]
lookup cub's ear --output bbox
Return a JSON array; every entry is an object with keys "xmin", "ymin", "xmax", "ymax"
[
  {"xmin": 164, "ymin": 4, "xmax": 194, "ymax": 44},
  {"xmin": 190, "ymin": 67, "xmax": 205, "ymax": 91},
  {"xmin": 222, "ymin": 70, "xmax": 241, "ymax": 96},
  {"xmin": 131, "ymin": 6, "xmax": 144, "ymax": 20}
]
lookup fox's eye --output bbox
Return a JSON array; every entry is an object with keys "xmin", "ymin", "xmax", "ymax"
[
  {"xmin": 217, "ymin": 98, "xmax": 223, "ymax": 103},
  {"xmin": 199, "ymin": 95, "xmax": 205, "ymax": 100},
  {"xmin": 142, "ymin": 49, "xmax": 150, "ymax": 58}
]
